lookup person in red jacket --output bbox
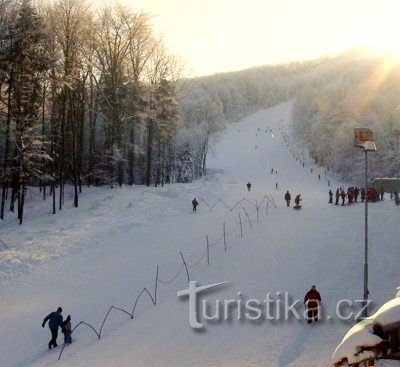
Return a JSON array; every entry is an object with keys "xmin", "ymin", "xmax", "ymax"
[
  {"xmin": 304, "ymin": 285, "xmax": 321, "ymax": 323},
  {"xmin": 340, "ymin": 190, "xmax": 346, "ymax": 206}
]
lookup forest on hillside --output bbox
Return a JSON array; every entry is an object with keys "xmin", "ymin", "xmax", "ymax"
[
  {"xmin": 0, "ymin": 0, "xmax": 315, "ymax": 223},
  {"xmin": 1, "ymin": 1, "xmax": 399, "ymax": 224},
  {"xmin": 291, "ymin": 49, "xmax": 400, "ymax": 184}
]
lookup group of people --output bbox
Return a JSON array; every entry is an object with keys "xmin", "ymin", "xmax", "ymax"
[
  {"xmin": 284, "ymin": 191, "xmax": 302, "ymax": 209},
  {"xmin": 330, "ymin": 186, "xmax": 385, "ymax": 206},
  {"xmin": 42, "ymin": 307, "xmax": 72, "ymax": 349}
]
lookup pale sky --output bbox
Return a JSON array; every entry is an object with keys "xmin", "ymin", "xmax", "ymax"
[{"xmin": 95, "ymin": 0, "xmax": 400, "ymax": 77}]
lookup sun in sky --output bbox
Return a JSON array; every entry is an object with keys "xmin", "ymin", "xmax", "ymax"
[
  {"xmin": 330, "ymin": 1, "xmax": 400, "ymax": 61},
  {"xmin": 98, "ymin": 0, "xmax": 400, "ymax": 76}
]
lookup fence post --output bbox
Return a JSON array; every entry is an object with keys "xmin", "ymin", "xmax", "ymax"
[
  {"xmin": 239, "ymin": 213, "xmax": 243, "ymax": 238},
  {"xmin": 242, "ymin": 207, "xmax": 252, "ymax": 228},
  {"xmin": 206, "ymin": 235, "xmax": 210, "ymax": 265},
  {"xmin": 223, "ymin": 222, "xmax": 226, "ymax": 252},
  {"xmin": 256, "ymin": 200, "xmax": 259, "ymax": 223},
  {"xmin": 179, "ymin": 251, "xmax": 190, "ymax": 283},
  {"xmin": 154, "ymin": 265, "xmax": 159, "ymax": 305}
]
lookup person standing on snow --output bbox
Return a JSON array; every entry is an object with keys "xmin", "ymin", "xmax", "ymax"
[
  {"xmin": 328, "ymin": 190, "xmax": 333, "ymax": 204},
  {"xmin": 284, "ymin": 191, "xmax": 291, "ymax": 207},
  {"xmin": 335, "ymin": 189, "xmax": 340, "ymax": 205},
  {"xmin": 42, "ymin": 307, "xmax": 63, "ymax": 349},
  {"xmin": 340, "ymin": 190, "xmax": 346, "ymax": 206},
  {"xmin": 304, "ymin": 285, "xmax": 321, "ymax": 323},
  {"xmin": 192, "ymin": 197, "xmax": 199, "ymax": 212},
  {"xmin": 247, "ymin": 182, "xmax": 252, "ymax": 191},
  {"xmin": 62, "ymin": 315, "xmax": 72, "ymax": 344}
]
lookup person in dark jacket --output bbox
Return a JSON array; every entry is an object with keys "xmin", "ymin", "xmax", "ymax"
[
  {"xmin": 192, "ymin": 197, "xmax": 199, "ymax": 212},
  {"xmin": 294, "ymin": 194, "xmax": 301, "ymax": 208},
  {"xmin": 247, "ymin": 182, "xmax": 252, "ymax": 191},
  {"xmin": 304, "ymin": 285, "xmax": 321, "ymax": 323},
  {"xmin": 42, "ymin": 307, "xmax": 63, "ymax": 349},
  {"xmin": 335, "ymin": 189, "xmax": 340, "ymax": 205},
  {"xmin": 284, "ymin": 191, "xmax": 291, "ymax": 207},
  {"xmin": 328, "ymin": 190, "xmax": 333, "ymax": 204},
  {"xmin": 62, "ymin": 315, "xmax": 72, "ymax": 344},
  {"xmin": 340, "ymin": 190, "xmax": 346, "ymax": 206}
]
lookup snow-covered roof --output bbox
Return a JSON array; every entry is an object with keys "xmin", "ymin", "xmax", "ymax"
[
  {"xmin": 332, "ymin": 296, "xmax": 400, "ymax": 366},
  {"xmin": 374, "ymin": 297, "xmax": 400, "ymax": 328},
  {"xmin": 332, "ymin": 318, "xmax": 381, "ymax": 365}
]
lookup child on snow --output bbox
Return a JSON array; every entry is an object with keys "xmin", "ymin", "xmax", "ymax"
[{"xmin": 62, "ymin": 315, "xmax": 72, "ymax": 344}]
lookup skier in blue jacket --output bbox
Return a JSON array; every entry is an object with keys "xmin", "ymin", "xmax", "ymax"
[{"xmin": 42, "ymin": 307, "xmax": 63, "ymax": 349}]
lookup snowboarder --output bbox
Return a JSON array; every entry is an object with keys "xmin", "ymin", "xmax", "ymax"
[
  {"xmin": 328, "ymin": 190, "xmax": 333, "ymax": 204},
  {"xmin": 192, "ymin": 197, "xmax": 199, "ymax": 212},
  {"xmin": 294, "ymin": 194, "xmax": 301, "ymax": 209},
  {"xmin": 304, "ymin": 285, "xmax": 321, "ymax": 323},
  {"xmin": 247, "ymin": 182, "xmax": 252, "ymax": 191},
  {"xmin": 42, "ymin": 307, "xmax": 63, "ymax": 349},
  {"xmin": 284, "ymin": 191, "xmax": 291, "ymax": 207},
  {"xmin": 62, "ymin": 315, "xmax": 72, "ymax": 344}
]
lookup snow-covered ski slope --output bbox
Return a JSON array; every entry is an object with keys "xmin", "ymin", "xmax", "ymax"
[{"xmin": 1, "ymin": 101, "xmax": 399, "ymax": 367}]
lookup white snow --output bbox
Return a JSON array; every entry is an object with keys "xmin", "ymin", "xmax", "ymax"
[
  {"xmin": 1, "ymin": 101, "xmax": 400, "ymax": 367},
  {"xmin": 374, "ymin": 297, "xmax": 400, "ymax": 329},
  {"xmin": 331, "ymin": 318, "xmax": 381, "ymax": 365}
]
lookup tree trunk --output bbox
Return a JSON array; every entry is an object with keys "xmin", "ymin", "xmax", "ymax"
[{"xmin": 145, "ymin": 118, "xmax": 154, "ymax": 186}]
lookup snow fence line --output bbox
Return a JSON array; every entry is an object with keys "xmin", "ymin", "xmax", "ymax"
[{"xmin": 58, "ymin": 194, "xmax": 277, "ymax": 361}]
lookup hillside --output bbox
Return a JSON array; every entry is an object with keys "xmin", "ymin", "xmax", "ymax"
[{"xmin": 0, "ymin": 101, "xmax": 399, "ymax": 367}]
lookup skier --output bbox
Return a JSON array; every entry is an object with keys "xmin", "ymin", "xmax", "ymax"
[
  {"xmin": 304, "ymin": 285, "xmax": 321, "ymax": 323},
  {"xmin": 284, "ymin": 191, "xmax": 291, "ymax": 207},
  {"xmin": 275, "ymin": 182, "xmax": 278, "ymax": 190},
  {"xmin": 328, "ymin": 190, "xmax": 333, "ymax": 204},
  {"xmin": 294, "ymin": 194, "xmax": 301, "ymax": 209},
  {"xmin": 62, "ymin": 315, "xmax": 72, "ymax": 344},
  {"xmin": 247, "ymin": 182, "xmax": 252, "ymax": 191},
  {"xmin": 192, "ymin": 197, "xmax": 199, "ymax": 212},
  {"xmin": 335, "ymin": 189, "xmax": 340, "ymax": 205},
  {"xmin": 271, "ymin": 168, "xmax": 274, "ymax": 174},
  {"xmin": 42, "ymin": 307, "xmax": 63, "ymax": 349}
]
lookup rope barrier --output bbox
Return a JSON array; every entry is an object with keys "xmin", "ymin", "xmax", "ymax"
[
  {"xmin": 157, "ymin": 264, "xmax": 185, "ymax": 284},
  {"xmin": 57, "ymin": 193, "xmax": 278, "ymax": 361},
  {"xmin": 186, "ymin": 247, "xmax": 208, "ymax": 267}
]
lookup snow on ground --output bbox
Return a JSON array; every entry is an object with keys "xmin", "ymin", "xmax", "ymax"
[{"xmin": 0, "ymin": 101, "xmax": 399, "ymax": 367}]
